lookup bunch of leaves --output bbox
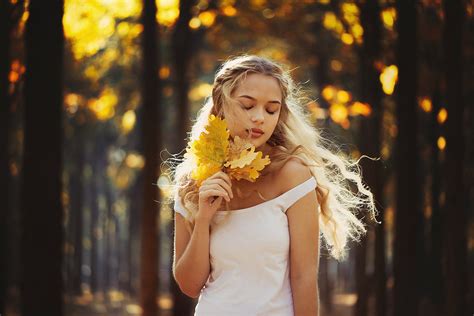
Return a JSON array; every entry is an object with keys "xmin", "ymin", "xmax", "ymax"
[{"xmin": 185, "ymin": 115, "xmax": 271, "ymax": 186}]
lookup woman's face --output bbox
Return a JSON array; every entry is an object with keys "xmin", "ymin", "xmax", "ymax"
[{"xmin": 224, "ymin": 73, "xmax": 283, "ymax": 150}]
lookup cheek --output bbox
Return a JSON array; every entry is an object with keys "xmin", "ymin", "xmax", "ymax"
[
  {"xmin": 268, "ymin": 116, "xmax": 280, "ymax": 132},
  {"xmin": 226, "ymin": 120, "xmax": 244, "ymax": 137}
]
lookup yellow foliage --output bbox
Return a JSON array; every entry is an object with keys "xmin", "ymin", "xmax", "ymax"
[
  {"xmin": 185, "ymin": 115, "xmax": 230, "ymax": 185},
  {"xmin": 185, "ymin": 115, "xmax": 271, "ymax": 186},
  {"xmin": 341, "ymin": 33, "xmax": 354, "ymax": 45},
  {"xmin": 199, "ymin": 11, "xmax": 217, "ymax": 27},
  {"xmin": 437, "ymin": 136, "xmax": 446, "ymax": 151},
  {"xmin": 380, "ymin": 65, "xmax": 398, "ymax": 95},
  {"xmin": 226, "ymin": 150, "xmax": 270, "ymax": 182},
  {"xmin": 156, "ymin": 0, "xmax": 180, "ymax": 26},
  {"xmin": 351, "ymin": 24, "xmax": 364, "ymax": 43},
  {"xmin": 189, "ymin": 17, "xmax": 201, "ymax": 29},
  {"xmin": 330, "ymin": 59, "xmax": 343, "ymax": 71},
  {"xmin": 322, "ymin": 85, "xmax": 336, "ymax": 101},
  {"xmin": 381, "ymin": 7, "xmax": 396, "ymax": 30},
  {"xmin": 125, "ymin": 153, "xmax": 144, "ymax": 169},
  {"xmin": 121, "ymin": 110, "xmax": 136, "ymax": 133},
  {"xmin": 329, "ymin": 103, "xmax": 351, "ymax": 128},
  {"xmin": 188, "ymin": 83, "xmax": 213, "ymax": 101},
  {"xmin": 159, "ymin": 66, "xmax": 171, "ymax": 79},
  {"xmin": 341, "ymin": 3, "xmax": 359, "ymax": 25},
  {"xmin": 323, "ymin": 12, "xmax": 338, "ymax": 30},
  {"xmin": 64, "ymin": 0, "xmax": 142, "ymax": 60},
  {"xmin": 437, "ymin": 108, "xmax": 448, "ymax": 124},
  {"xmin": 336, "ymin": 90, "xmax": 351, "ymax": 103},
  {"xmin": 349, "ymin": 102, "xmax": 372, "ymax": 117},
  {"xmin": 222, "ymin": 5, "xmax": 237, "ymax": 16},
  {"xmin": 329, "ymin": 103, "xmax": 348, "ymax": 124},
  {"xmin": 87, "ymin": 88, "xmax": 118, "ymax": 120},
  {"xmin": 419, "ymin": 97, "xmax": 432, "ymax": 112}
]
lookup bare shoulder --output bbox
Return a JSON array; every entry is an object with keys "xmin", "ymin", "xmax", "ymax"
[{"xmin": 276, "ymin": 158, "xmax": 313, "ymax": 194}]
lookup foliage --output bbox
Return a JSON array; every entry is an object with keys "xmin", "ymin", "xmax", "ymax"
[{"xmin": 185, "ymin": 115, "xmax": 271, "ymax": 185}]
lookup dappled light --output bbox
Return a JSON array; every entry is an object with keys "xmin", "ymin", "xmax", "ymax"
[
  {"xmin": 380, "ymin": 64, "xmax": 398, "ymax": 95},
  {"xmin": 1, "ymin": 0, "xmax": 471, "ymax": 316}
]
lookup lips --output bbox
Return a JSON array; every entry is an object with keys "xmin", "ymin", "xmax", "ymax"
[{"xmin": 250, "ymin": 128, "xmax": 264, "ymax": 135}]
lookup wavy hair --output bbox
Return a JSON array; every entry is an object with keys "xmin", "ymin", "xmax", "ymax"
[{"xmin": 166, "ymin": 54, "xmax": 378, "ymax": 260}]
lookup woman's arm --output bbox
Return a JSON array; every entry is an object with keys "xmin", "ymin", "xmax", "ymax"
[
  {"xmin": 173, "ymin": 171, "xmax": 233, "ymax": 298},
  {"xmin": 281, "ymin": 160, "xmax": 320, "ymax": 315},
  {"xmin": 173, "ymin": 214, "xmax": 212, "ymax": 298}
]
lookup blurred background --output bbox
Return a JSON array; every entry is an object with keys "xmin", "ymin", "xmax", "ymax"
[{"xmin": 0, "ymin": 0, "xmax": 472, "ymax": 315}]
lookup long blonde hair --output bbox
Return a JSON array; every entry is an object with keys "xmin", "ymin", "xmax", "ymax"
[{"xmin": 167, "ymin": 54, "xmax": 378, "ymax": 260}]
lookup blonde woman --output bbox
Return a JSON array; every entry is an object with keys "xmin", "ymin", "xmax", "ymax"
[{"xmin": 170, "ymin": 55, "xmax": 377, "ymax": 315}]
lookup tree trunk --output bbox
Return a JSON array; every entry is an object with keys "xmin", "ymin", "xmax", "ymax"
[
  {"xmin": 393, "ymin": 0, "xmax": 421, "ymax": 315},
  {"xmin": 90, "ymin": 142, "xmax": 99, "ymax": 293},
  {"xmin": 354, "ymin": 236, "xmax": 368, "ymax": 316},
  {"xmin": 170, "ymin": 1, "xmax": 197, "ymax": 316},
  {"xmin": 140, "ymin": 0, "xmax": 162, "ymax": 315},
  {"xmin": 356, "ymin": 1, "xmax": 385, "ymax": 315},
  {"xmin": 429, "ymin": 79, "xmax": 443, "ymax": 315},
  {"xmin": 171, "ymin": 0, "xmax": 195, "ymax": 152},
  {"xmin": 443, "ymin": 1, "xmax": 467, "ymax": 315},
  {"xmin": 72, "ymin": 124, "xmax": 85, "ymax": 295},
  {"xmin": 0, "ymin": 0, "xmax": 12, "ymax": 313},
  {"xmin": 20, "ymin": 0, "xmax": 64, "ymax": 315}
]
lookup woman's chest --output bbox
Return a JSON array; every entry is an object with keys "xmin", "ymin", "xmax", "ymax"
[
  {"xmin": 225, "ymin": 175, "xmax": 281, "ymax": 211},
  {"xmin": 210, "ymin": 209, "xmax": 290, "ymax": 262}
]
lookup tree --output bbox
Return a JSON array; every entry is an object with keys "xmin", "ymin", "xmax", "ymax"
[
  {"xmin": 443, "ymin": 0, "xmax": 467, "ymax": 315},
  {"xmin": 20, "ymin": 0, "xmax": 64, "ymax": 315},
  {"xmin": 171, "ymin": 0, "xmax": 197, "ymax": 153},
  {"xmin": 0, "ymin": 0, "xmax": 12, "ymax": 313},
  {"xmin": 140, "ymin": 0, "xmax": 162, "ymax": 315},
  {"xmin": 358, "ymin": 1, "xmax": 386, "ymax": 316},
  {"xmin": 169, "ymin": 2, "xmax": 199, "ymax": 315},
  {"xmin": 393, "ymin": 0, "xmax": 421, "ymax": 315}
]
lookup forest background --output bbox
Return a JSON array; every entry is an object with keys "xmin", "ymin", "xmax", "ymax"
[{"xmin": 0, "ymin": 0, "xmax": 472, "ymax": 315}]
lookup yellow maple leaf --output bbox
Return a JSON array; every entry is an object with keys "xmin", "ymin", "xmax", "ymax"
[
  {"xmin": 185, "ymin": 115, "xmax": 229, "ymax": 185},
  {"xmin": 226, "ymin": 135, "xmax": 253, "ymax": 161},
  {"xmin": 226, "ymin": 151, "xmax": 271, "ymax": 182},
  {"xmin": 185, "ymin": 115, "xmax": 271, "ymax": 186}
]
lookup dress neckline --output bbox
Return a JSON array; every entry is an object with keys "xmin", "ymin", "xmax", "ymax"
[{"xmin": 215, "ymin": 177, "xmax": 316, "ymax": 215}]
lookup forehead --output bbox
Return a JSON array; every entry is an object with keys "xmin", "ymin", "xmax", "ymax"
[{"xmin": 233, "ymin": 73, "xmax": 282, "ymax": 100}]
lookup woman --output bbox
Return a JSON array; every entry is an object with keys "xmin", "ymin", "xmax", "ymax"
[{"xmin": 170, "ymin": 55, "xmax": 377, "ymax": 315}]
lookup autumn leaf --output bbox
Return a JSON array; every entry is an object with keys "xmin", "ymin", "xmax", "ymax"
[
  {"xmin": 226, "ymin": 135, "xmax": 253, "ymax": 160},
  {"xmin": 226, "ymin": 151, "xmax": 271, "ymax": 182},
  {"xmin": 184, "ymin": 115, "xmax": 229, "ymax": 185},
  {"xmin": 185, "ymin": 115, "xmax": 270, "ymax": 186}
]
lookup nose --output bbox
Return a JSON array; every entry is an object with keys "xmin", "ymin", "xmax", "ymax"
[{"xmin": 250, "ymin": 108, "xmax": 264, "ymax": 124}]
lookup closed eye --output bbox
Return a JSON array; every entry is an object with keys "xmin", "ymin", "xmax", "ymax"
[{"xmin": 240, "ymin": 102, "xmax": 278, "ymax": 114}]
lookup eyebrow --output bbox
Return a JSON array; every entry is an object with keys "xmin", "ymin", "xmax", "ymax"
[{"xmin": 237, "ymin": 95, "xmax": 281, "ymax": 105}]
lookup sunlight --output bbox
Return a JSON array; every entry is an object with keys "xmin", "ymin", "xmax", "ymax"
[
  {"xmin": 381, "ymin": 7, "xmax": 397, "ymax": 30},
  {"xmin": 437, "ymin": 108, "xmax": 448, "ymax": 124},
  {"xmin": 121, "ymin": 110, "xmax": 137, "ymax": 133},
  {"xmin": 380, "ymin": 65, "xmax": 398, "ymax": 95},
  {"xmin": 349, "ymin": 101, "xmax": 372, "ymax": 117},
  {"xmin": 156, "ymin": 0, "xmax": 180, "ymax": 26},
  {"xmin": 419, "ymin": 97, "xmax": 432, "ymax": 112},
  {"xmin": 87, "ymin": 88, "xmax": 118, "ymax": 121},
  {"xmin": 437, "ymin": 136, "xmax": 446, "ymax": 150}
]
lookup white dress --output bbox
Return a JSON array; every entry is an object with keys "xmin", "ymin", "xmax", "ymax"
[{"xmin": 174, "ymin": 177, "xmax": 318, "ymax": 316}]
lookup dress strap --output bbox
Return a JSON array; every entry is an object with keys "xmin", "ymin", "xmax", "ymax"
[
  {"xmin": 173, "ymin": 193, "xmax": 188, "ymax": 217},
  {"xmin": 278, "ymin": 177, "xmax": 317, "ymax": 212}
]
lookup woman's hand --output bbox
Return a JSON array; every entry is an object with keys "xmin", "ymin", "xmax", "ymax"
[{"xmin": 196, "ymin": 171, "xmax": 233, "ymax": 223}]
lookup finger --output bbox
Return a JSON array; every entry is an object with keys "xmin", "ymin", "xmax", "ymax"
[
  {"xmin": 208, "ymin": 171, "xmax": 232, "ymax": 187},
  {"xmin": 204, "ymin": 179, "xmax": 233, "ymax": 198},
  {"xmin": 200, "ymin": 181, "xmax": 232, "ymax": 198},
  {"xmin": 200, "ymin": 189, "xmax": 230, "ymax": 202},
  {"xmin": 211, "ymin": 196, "xmax": 224, "ymax": 206}
]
